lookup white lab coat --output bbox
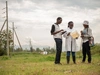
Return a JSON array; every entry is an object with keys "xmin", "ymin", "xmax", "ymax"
[{"xmin": 63, "ymin": 28, "xmax": 78, "ymax": 52}]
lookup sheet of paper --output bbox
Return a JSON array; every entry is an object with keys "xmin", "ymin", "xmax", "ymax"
[{"xmin": 70, "ymin": 31, "xmax": 79, "ymax": 39}]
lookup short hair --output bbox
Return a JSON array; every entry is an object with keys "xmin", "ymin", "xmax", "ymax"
[
  {"xmin": 57, "ymin": 17, "xmax": 62, "ymax": 21},
  {"xmin": 68, "ymin": 21, "xmax": 73, "ymax": 27}
]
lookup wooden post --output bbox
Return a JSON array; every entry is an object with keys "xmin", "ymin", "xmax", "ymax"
[
  {"xmin": 6, "ymin": 1, "xmax": 9, "ymax": 56},
  {"xmin": 12, "ymin": 22, "xmax": 14, "ymax": 52},
  {"xmin": 29, "ymin": 39, "xmax": 33, "ymax": 52},
  {"xmin": 14, "ymin": 29, "xmax": 23, "ymax": 50},
  {"xmin": 0, "ymin": 19, "xmax": 6, "ymax": 35}
]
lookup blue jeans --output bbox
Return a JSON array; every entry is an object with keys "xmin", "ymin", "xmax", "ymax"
[
  {"xmin": 54, "ymin": 38, "xmax": 62, "ymax": 64},
  {"xmin": 67, "ymin": 51, "xmax": 75, "ymax": 56}
]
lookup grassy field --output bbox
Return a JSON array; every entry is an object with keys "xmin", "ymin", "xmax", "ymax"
[{"xmin": 0, "ymin": 50, "xmax": 100, "ymax": 75}]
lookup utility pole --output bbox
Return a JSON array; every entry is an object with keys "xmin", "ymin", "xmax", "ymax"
[
  {"xmin": 14, "ymin": 29, "xmax": 23, "ymax": 50},
  {"xmin": 12, "ymin": 22, "xmax": 14, "ymax": 52},
  {"xmin": 0, "ymin": 20, "xmax": 6, "ymax": 44},
  {"xmin": 29, "ymin": 39, "xmax": 33, "ymax": 52},
  {"xmin": 0, "ymin": 19, "xmax": 6, "ymax": 35},
  {"xmin": 10, "ymin": 22, "xmax": 23, "ymax": 51},
  {"xmin": 6, "ymin": 1, "xmax": 9, "ymax": 56}
]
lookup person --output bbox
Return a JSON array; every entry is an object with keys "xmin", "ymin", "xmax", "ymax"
[
  {"xmin": 51, "ymin": 17, "xmax": 65, "ymax": 64},
  {"xmin": 63, "ymin": 21, "xmax": 78, "ymax": 64},
  {"xmin": 81, "ymin": 20, "xmax": 93, "ymax": 63}
]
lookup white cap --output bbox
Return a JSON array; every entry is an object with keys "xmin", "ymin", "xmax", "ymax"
[{"xmin": 83, "ymin": 20, "xmax": 89, "ymax": 25}]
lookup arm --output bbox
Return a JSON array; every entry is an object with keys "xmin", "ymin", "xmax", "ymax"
[
  {"xmin": 51, "ymin": 25, "xmax": 55, "ymax": 35},
  {"xmin": 80, "ymin": 31, "xmax": 84, "ymax": 38},
  {"xmin": 63, "ymin": 32, "xmax": 69, "ymax": 38},
  {"xmin": 62, "ymin": 31, "xmax": 66, "ymax": 35},
  {"xmin": 84, "ymin": 29, "xmax": 92, "ymax": 38},
  {"xmin": 51, "ymin": 25, "xmax": 63, "ymax": 35},
  {"xmin": 53, "ymin": 30, "xmax": 64, "ymax": 35}
]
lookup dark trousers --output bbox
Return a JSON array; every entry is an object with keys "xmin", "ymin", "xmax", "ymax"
[
  {"xmin": 54, "ymin": 38, "xmax": 62, "ymax": 64},
  {"xmin": 82, "ymin": 41, "xmax": 91, "ymax": 63}
]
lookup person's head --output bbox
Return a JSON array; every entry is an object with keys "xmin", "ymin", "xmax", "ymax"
[
  {"xmin": 83, "ymin": 20, "xmax": 89, "ymax": 28},
  {"xmin": 56, "ymin": 17, "xmax": 62, "ymax": 24},
  {"xmin": 68, "ymin": 21, "xmax": 74, "ymax": 29}
]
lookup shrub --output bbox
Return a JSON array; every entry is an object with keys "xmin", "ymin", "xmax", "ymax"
[{"xmin": 0, "ymin": 49, "xmax": 6, "ymax": 56}]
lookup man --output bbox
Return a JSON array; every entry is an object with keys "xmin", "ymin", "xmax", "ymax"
[{"xmin": 51, "ymin": 17, "xmax": 65, "ymax": 64}]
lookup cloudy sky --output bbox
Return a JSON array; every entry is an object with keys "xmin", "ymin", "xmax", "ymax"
[{"xmin": 0, "ymin": 0, "xmax": 100, "ymax": 50}]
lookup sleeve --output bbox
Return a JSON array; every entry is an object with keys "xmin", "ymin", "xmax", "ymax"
[
  {"xmin": 88, "ymin": 29, "xmax": 92, "ymax": 36},
  {"xmin": 51, "ymin": 25, "xmax": 55, "ymax": 35},
  {"xmin": 63, "ymin": 32, "xmax": 69, "ymax": 39},
  {"xmin": 84, "ymin": 28, "xmax": 92, "ymax": 38}
]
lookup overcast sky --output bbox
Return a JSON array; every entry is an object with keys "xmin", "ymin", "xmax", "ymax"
[{"xmin": 0, "ymin": 0, "xmax": 100, "ymax": 49}]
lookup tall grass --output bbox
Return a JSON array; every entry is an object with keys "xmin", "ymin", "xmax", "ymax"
[{"xmin": 0, "ymin": 44, "xmax": 100, "ymax": 75}]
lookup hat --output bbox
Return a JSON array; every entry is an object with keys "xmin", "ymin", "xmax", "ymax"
[{"xmin": 83, "ymin": 20, "xmax": 89, "ymax": 25}]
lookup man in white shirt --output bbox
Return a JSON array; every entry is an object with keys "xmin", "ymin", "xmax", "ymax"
[{"xmin": 51, "ymin": 17, "xmax": 65, "ymax": 64}]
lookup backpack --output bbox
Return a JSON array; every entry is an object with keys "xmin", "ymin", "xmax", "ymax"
[
  {"xmin": 87, "ymin": 28, "xmax": 95, "ymax": 47},
  {"xmin": 88, "ymin": 36, "xmax": 94, "ymax": 47}
]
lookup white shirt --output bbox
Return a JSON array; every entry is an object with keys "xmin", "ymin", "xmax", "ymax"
[
  {"xmin": 53, "ymin": 24, "xmax": 62, "ymax": 39},
  {"xmin": 63, "ymin": 28, "xmax": 78, "ymax": 52},
  {"xmin": 82, "ymin": 28, "xmax": 92, "ymax": 43}
]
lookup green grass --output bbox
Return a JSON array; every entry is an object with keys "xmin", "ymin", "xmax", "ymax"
[{"xmin": 0, "ymin": 51, "xmax": 100, "ymax": 75}]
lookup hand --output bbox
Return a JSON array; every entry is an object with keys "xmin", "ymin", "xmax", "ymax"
[
  {"xmin": 67, "ymin": 33, "xmax": 70, "ymax": 36},
  {"xmin": 60, "ymin": 29, "xmax": 64, "ymax": 32},
  {"xmin": 76, "ymin": 37, "xmax": 78, "ymax": 39},
  {"xmin": 62, "ymin": 31, "xmax": 66, "ymax": 35},
  {"xmin": 80, "ymin": 31, "xmax": 82, "ymax": 33},
  {"xmin": 81, "ymin": 35, "xmax": 84, "ymax": 38},
  {"xmin": 80, "ymin": 31, "xmax": 83, "ymax": 35}
]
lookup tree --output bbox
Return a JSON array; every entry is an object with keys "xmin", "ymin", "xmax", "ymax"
[
  {"xmin": 0, "ymin": 30, "xmax": 13, "ymax": 55},
  {"xmin": 14, "ymin": 47, "xmax": 23, "ymax": 52},
  {"xmin": 50, "ymin": 48, "xmax": 56, "ymax": 53},
  {"xmin": 36, "ymin": 48, "xmax": 42, "ymax": 52}
]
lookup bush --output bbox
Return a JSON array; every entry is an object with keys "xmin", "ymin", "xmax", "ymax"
[
  {"xmin": 91, "ymin": 44, "xmax": 100, "ymax": 55},
  {"xmin": 1, "ymin": 56, "xmax": 9, "ymax": 60},
  {"xmin": 0, "ymin": 49, "xmax": 6, "ymax": 56}
]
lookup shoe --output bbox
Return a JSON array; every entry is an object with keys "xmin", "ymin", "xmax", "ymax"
[
  {"xmin": 82, "ymin": 61, "xmax": 85, "ymax": 63},
  {"xmin": 72, "ymin": 56, "xmax": 76, "ymax": 64},
  {"xmin": 67, "ymin": 56, "xmax": 70, "ymax": 64},
  {"xmin": 88, "ymin": 61, "xmax": 91, "ymax": 63},
  {"xmin": 55, "ymin": 63, "xmax": 62, "ymax": 65}
]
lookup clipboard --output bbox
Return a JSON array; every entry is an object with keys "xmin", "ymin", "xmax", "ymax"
[{"xmin": 70, "ymin": 31, "xmax": 79, "ymax": 39}]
